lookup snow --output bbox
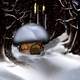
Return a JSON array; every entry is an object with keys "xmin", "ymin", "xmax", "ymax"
[
  {"xmin": 1, "ymin": 36, "xmax": 80, "ymax": 80},
  {"xmin": 14, "ymin": 23, "xmax": 48, "ymax": 43},
  {"xmin": 10, "ymin": 38, "xmax": 80, "ymax": 79},
  {"xmin": 58, "ymin": 32, "xmax": 68, "ymax": 42},
  {"xmin": 0, "ymin": 62, "xmax": 47, "ymax": 80},
  {"xmin": 54, "ymin": 68, "xmax": 80, "ymax": 80}
]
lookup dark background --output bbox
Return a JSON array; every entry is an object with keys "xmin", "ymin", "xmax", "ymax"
[
  {"xmin": 0, "ymin": 0, "xmax": 66, "ymax": 46},
  {"xmin": 1, "ymin": 0, "xmax": 80, "ymax": 55}
]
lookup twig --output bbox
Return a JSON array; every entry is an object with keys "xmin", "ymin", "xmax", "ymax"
[
  {"xmin": 5, "ymin": 13, "xmax": 17, "ymax": 19},
  {"xmin": 6, "ymin": 20, "xmax": 16, "ymax": 30},
  {"xmin": 70, "ymin": 24, "xmax": 78, "ymax": 30},
  {"xmin": 58, "ymin": 0, "xmax": 65, "ymax": 7}
]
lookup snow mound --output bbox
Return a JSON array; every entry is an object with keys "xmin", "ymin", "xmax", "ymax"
[
  {"xmin": 14, "ymin": 23, "xmax": 48, "ymax": 43},
  {"xmin": 54, "ymin": 68, "xmax": 80, "ymax": 80}
]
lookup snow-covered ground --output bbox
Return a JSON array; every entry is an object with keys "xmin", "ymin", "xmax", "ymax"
[
  {"xmin": 54, "ymin": 67, "xmax": 80, "ymax": 80},
  {"xmin": 0, "ymin": 62, "xmax": 48, "ymax": 80},
  {"xmin": 1, "ymin": 34, "xmax": 80, "ymax": 80}
]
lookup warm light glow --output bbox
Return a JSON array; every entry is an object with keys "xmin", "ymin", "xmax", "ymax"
[
  {"xmin": 34, "ymin": 3, "xmax": 37, "ymax": 14},
  {"xmin": 19, "ymin": 42, "xmax": 44, "ymax": 54},
  {"xmin": 42, "ymin": 5, "xmax": 45, "ymax": 12},
  {"xmin": 19, "ymin": 43, "xmax": 32, "ymax": 54}
]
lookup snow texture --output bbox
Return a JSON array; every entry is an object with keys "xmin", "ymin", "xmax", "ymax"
[
  {"xmin": 13, "ymin": 23, "xmax": 48, "ymax": 43},
  {"xmin": 0, "ymin": 62, "xmax": 47, "ymax": 80},
  {"xmin": 11, "ymin": 38, "xmax": 80, "ymax": 79},
  {"xmin": 54, "ymin": 68, "xmax": 80, "ymax": 80},
  {"xmin": 1, "ymin": 37, "xmax": 80, "ymax": 80}
]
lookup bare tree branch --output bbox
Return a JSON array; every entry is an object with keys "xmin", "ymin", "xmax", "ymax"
[
  {"xmin": 58, "ymin": 0, "xmax": 65, "ymax": 7},
  {"xmin": 70, "ymin": 24, "xmax": 78, "ymax": 30},
  {"xmin": 6, "ymin": 21, "xmax": 16, "ymax": 30},
  {"xmin": 56, "ymin": 17, "xmax": 76, "ymax": 23},
  {"xmin": 5, "ymin": 13, "xmax": 17, "ymax": 19}
]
